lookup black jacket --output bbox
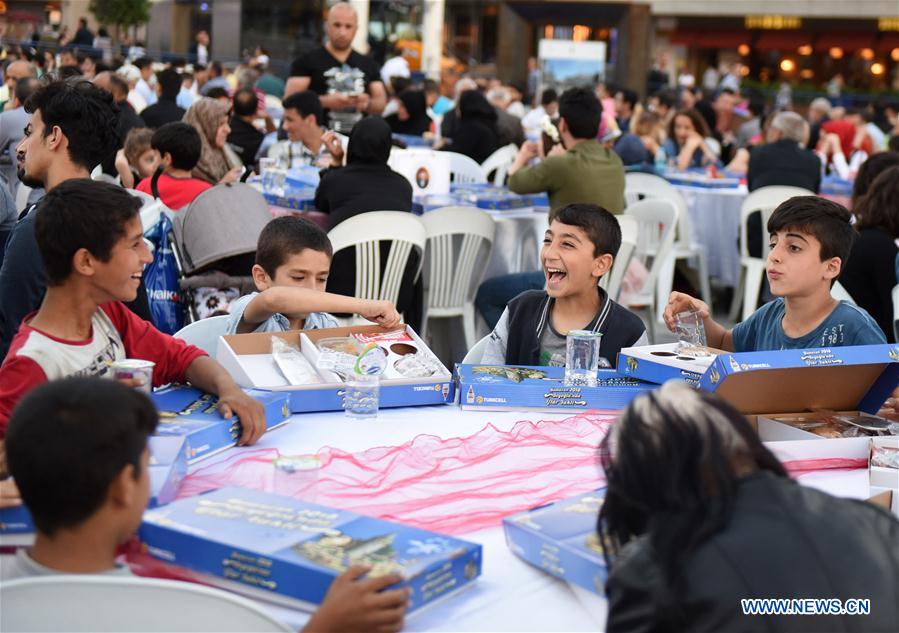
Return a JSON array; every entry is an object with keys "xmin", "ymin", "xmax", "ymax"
[
  {"xmin": 607, "ymin": 471, "xmax": 899, "ymax": 633},
  {"xmin": 840, "ymin": 228, "xmax": 898, "ymax": 343},
  {"xmin": 141, "ymin": 99, "xmax": 186, "ymax": 130},
  {"xmin": 503, "ymin": 288, "xmax": 646, "ymax": 369},
  {"xmin": 747, "ymin": 140, "xmax": 821, "ymax": 193}
]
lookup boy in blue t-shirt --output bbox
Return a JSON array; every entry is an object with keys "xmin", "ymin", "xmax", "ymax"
[
  {"xmin": 664, "ymin": 196, "xmax": 886, "ymax": 351},
  {"xmin": 227, "ymin": 216, "xmax": 401, "ymax": 334}
]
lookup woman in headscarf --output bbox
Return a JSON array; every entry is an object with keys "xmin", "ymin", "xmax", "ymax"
[
  {"xmin": 183, "ymin": 97, "xmax": 244, "ymax": 185},
  {"xmin": 439, "ymin": 89, "xmax": 499, "ymax": 164},
  {"xmin": 385, "ymin": 89, "xmax": 432, "ymax": 137},
  {"xmin": 314, "ymin": 117, "xmax": 420, "ymax": 326},
  {"xmin": 314, "ymin": 116, "xmax": 412, "ymax": 230}
]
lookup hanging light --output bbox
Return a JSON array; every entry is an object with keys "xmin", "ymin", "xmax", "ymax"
[
  {"xmin": 829, "ymin": 47, "xmax": 843, "ymax": 59},
  {"xmin": 871, "ymin": 63, "xmax": 885, "ymax": 75},
  {"xmin": 780, "ymin": 59, "xmax": 795, "ymax": 72},
  {"xmin": 798, "ymin": 44, "xmax": 813, "ymax": 56},
  {"xmin": 737, "ymin": 44, "xmax": 750, "ymax": 56},
  {"xmin": 859, "ymin": 48, "xmax": 875, "ymax": 60},
  {"xmin": 891, "ymin": 48, "xmax": 899, "ymax": 62}
]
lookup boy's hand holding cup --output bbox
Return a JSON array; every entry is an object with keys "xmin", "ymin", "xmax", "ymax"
[{"xmin": 663, "ymin": 292, "xmax": 711, "ymax": 333}]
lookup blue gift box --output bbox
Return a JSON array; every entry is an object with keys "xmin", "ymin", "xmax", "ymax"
[
  {"xmin": 284, "ymin": 166, "xmax": 321, "ymax": 189},
  {"xmin": 457, "ymin": 364, "xmax": 653, "ymax": 412},
  {"xmin": 218, "ymin": 326, "xmax": 455, "ymax": 413},
  {"xmin": 263, "ymin": 189, "xmax": 317, "ymax": 211},
  {"xmin": 139, "ymin": 487, "xmax": 482, "ymax": 613},
  {"xmin": 152, "ymin": 387, "xmax": 291, "ymax": 463},
  {"xmin": 0, "ymin": 435, "xmax": 191, "ymax": 546},
  {"xmin": 147, "ymin": 435, "xmax": 190, "ymax": 508},
  {"xmin": 503, "ymin": 489, "xmax": 608, "ymax": 595},
  {"xmin": 618, "ymin": 342, "xmax": 718, "ymax": 386},
  {"xmin": 696, "ymin": 344, "xmax": 899, "ymax": 416}
]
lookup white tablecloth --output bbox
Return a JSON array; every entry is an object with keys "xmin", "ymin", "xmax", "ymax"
[
  {"xmin": 673, "ymin": 184, "xmax": 747, "ymax": 288},
  {"xmin": 185, "ymin": 404, "xmax": 871, "ymax": 632}
]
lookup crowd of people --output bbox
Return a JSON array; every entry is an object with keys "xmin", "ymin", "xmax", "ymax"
[{"xmin": 0, "ymin": 4, "xmax": 898, "ymax": 631}]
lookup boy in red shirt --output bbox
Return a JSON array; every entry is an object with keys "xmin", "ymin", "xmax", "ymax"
[
  {"xmin": 0, "ymin": 178, "xmax": 265, "ymax": 445},
  {"xmin": 136, "ymin": 122, "xmax": 213, "ymax": 210}
]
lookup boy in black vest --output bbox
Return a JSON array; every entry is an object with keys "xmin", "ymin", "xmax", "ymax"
[{"xmin": 480, "ymin": 203, "xmax": 647, "ymax": 368}]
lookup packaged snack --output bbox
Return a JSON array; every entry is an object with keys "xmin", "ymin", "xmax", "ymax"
[
  {"xmin": 871, "ymin": 445, "xmax": 899, "ymax": 469},
  {"xmin": 272, "ymin": 337, "xmax": 322, "ymax": 385},
  {"xmin": 318, "ymin": 337, "xmax": 361, "ymax": 355},
  {"xmin": 352, "ymin": 330, "xmax": 413, "ymax": 345}
]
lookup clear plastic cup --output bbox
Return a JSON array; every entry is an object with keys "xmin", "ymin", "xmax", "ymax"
[
  {"xmin": 564, "ymin": 330, "xmax": 602, "ymax": 387},
  {"xmin": 343, "ymin": 373, "xmax": 380, "ymax": 419},
  {"xmin": 674, "ymin": 310, "xmax": 709, "ymax": 356},
  {"xmin": 109, "ymin": 359, "xmax": 154, "ymax": 394}
]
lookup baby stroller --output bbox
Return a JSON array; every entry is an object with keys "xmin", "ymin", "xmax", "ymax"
[{"xmin": 169, "ymin": 182, "xmax": 272, "ymax": 322}]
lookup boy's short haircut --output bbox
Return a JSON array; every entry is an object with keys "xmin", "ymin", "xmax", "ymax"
[
  {"xmin": 35, "ymin": 179, "xmax": 142, "ymax": 286},
  {"xmin": 256, "ymin": 216, "xmax": 333, "ymax": 277},
  {"xmin": 558, "ymin": 87, "xmax": 602, "ymax": 139},
  {"xmin": 282, "ymin": 90, "xmax": 323, "ymax": 127},
  {"xmin": 123, "ymin": 127, "xmax": 154, "ymax": 166},
  {"xmin": 25, "ymin": 79, "xmax": 120, "ymax": 172},
  {"xmin": 205, "ymin": 86, "xmax": 229, "ymax": 100},
  {"xmin": 233, "ymin": 87, "xmax": 257, "ymax": 117},
  {"xmin": 541, "ymin": 88, "xmax": 558, "ymax": 106},
  {"xmin": 151, "ymin": 122, "xmax": 202, "ymax": 171},
  {"xmin": 5, "ymin": 377, "xmax": 158, "ymax": 537},
  {"xmin": 767, "ymin": 196, "xmax": 855, "ymax": 266},
  {"xmin": 553, "ymin": 203, "xmax": 622, "ymax": 258},
  {"xmin": 156, "ymin": 68, "xmax": 182, "ymax": 101}
]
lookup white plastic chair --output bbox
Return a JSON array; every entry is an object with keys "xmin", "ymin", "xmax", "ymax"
[
  {"xmin": 480, "ymin": 144, "xmax": 518, "ymax": 186},
  {"xmin": 623, "ymin": 198, "xmax": 679, "ymax": 340},
  {"xmin": 731, "ymin": 186, "xmax": 813, "ymax": 321},
  {"xmin": 0, "ymin": 575, "xmax": 292, "ymax": 632},
  {"xmin": 15, "ymin": 183, "xmax": 32, "ymax": 212},
  {"xmin": 443, "ymin": 151, "xmax": 487, "ymax": 184},
  {"xmin": 328, "ymin": 211, "xmax": 427, "ymax": 325},
  {"xmin": 624, "ymin": 172, "xmax": 711, "ymax": 309},
  {"xmin": 599, "ymin": 215, "xmax": 638, "ymax": 302},
  {"xmin": 462, "ymin": 334, "xmax": 491, "ymax": 364},
  {"xmin": 173, "ymin": 314, "xmax": 231, "ymax": 357},
  {"xmin": 420, "ymin": 206, "xmax": 496, "ymax": 350}
]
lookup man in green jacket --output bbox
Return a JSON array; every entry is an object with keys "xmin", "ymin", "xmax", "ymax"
[{"xmin": 508, "ymin": 87, "xmax": 625, "ymax": 219}]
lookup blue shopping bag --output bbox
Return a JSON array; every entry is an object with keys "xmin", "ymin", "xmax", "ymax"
[{"xmin": 144, "ymin": 214, "xmax": 184, "ymax": 335}]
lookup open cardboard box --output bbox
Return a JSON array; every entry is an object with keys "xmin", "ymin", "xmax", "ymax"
[
  {"xmin": 694, "ymin": 345, "xmax": 899, "ymax": 462},
  {"xmin": 618, "ymin": 342, "xmax": 724, "ymax": 385},
  {"xmin": 217, "ymin": 325, "xmax": 455, "ymax": 413}
]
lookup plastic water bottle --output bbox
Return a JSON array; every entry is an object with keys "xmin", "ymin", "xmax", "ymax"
[{"xmin": 654, "ymin": 149, "xmax": 667, "ymax": 174}]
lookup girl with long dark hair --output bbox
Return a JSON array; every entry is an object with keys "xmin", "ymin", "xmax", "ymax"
[{"xmin": 598, "ymin": 382, "xmax": 899, "ymax": 633}]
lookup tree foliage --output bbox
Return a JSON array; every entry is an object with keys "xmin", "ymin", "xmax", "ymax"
[{"xmin": 88, "ymin": 0, "xmax": 151, "ymax": 30}]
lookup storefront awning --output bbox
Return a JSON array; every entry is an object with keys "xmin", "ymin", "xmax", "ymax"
[
  {"xmin": 814, "ymin": 32, "xmax": 876, "ymax": 52},
  {"xmin": 669, "ymin": 30, "xmax": 745, "ymax": 49},
  {"xmin": 753, "ymin": 31, "xmax": 808, "ymax": 52},
  {"xmin": 876, "ymin": 33, "xmax": 899, "ymax": 52}
]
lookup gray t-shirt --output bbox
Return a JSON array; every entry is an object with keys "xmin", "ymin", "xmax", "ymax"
[{"xmin": 0, "ymin": 549, "xmax": 132, "ymax": 582}]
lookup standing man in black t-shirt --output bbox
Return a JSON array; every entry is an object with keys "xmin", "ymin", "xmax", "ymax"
[{"xmin": 285, "ymin": 2, "xmax": 386, "ymax": 134}]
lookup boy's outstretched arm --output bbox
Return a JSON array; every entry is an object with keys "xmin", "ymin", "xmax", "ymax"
[
  {"xmin": 663, "ymin": 292, "xmax": 735, "ymax": 352},
  {"xmin": 184, "ymin": 357, "xmax": 267, "ymax": 446},
  {"xmin": 303, "ymin": 565, "xmax": 410, "ymax": 633},
  {"xmin": 240, "ymin": 288, "xmax": 401, "ymax": 332}
]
